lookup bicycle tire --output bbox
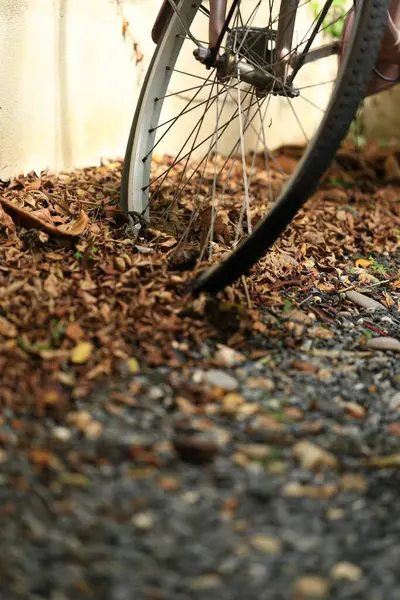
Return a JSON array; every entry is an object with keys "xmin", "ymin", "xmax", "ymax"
[{"xmin": 121, "ymin": 0, "xmax": 390, "ymax": 294}]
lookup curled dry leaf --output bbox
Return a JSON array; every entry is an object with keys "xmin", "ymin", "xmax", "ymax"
[
  {"xmin": 57, "ymin": 209, "xmax": 90, "ymax": 236},
  {"xmin": 0, "ymin": 198, "xmax": 89, "ymax": 238}
]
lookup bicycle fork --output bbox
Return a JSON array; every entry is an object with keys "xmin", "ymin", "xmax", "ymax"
[{"xmin": 197, "ymin": 0, "xmax": 305, "ymax": 97}]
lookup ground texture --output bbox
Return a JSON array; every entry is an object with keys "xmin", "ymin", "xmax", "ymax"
[{"xmin": 1, "ymin": 145, "xmax": 400, "ymax": 599}]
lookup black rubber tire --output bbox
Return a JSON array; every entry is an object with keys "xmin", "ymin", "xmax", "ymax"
[
  {"xmin": 192, "ymin": 0, "xmax": 390, "ymax": 294},
  {"xmin": 121, "ymin": 0, "xmax": 390, "ymax": 294}
]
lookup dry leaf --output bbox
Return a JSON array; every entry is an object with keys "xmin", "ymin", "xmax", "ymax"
[
  {"xmin": 126, "ymin": 357, "xmax": 140, "ymax": 374},
  {"xmin": 65, "ymin": 322, "xmax": 84, "ymax": 342},
  {"xmin": 0, "ymin": 203, "xmax": 17, "ymax": 235},
  {"xmin": 355, "ymin": 259, "xmax": 371, "ymax": 268},
  {"xmin": 0, "ymin": 198, "xmax": 89, "ymax": 238},
  {"xmin": 58, "ymin": 210, "xmax": 90, "ymax": 236},
  {"xmin": 70, "ymin": 342, "xmax": 94, "ymax": 364},
  {"xmin": 0, "ymin": 316, "xmax": 18, "ymax": 338}
]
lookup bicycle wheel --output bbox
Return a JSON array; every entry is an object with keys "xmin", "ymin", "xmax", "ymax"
[{"xmin": 121, "ymin": 0, "xmax": 389, "ymax": 294}]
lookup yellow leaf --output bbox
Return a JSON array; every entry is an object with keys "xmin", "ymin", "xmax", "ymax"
[
  {"xmin": 390, "ymin": 279, "xmax": 400, "ymax": 290},
  {"xmin": 355, "ymin": 259, "xmax": 370, "ymax": 268},
  {"xmin": 70, "ymin": 342, "xmax": 93, "ymax": 364},
  {"xmin": 127, "ymin": 358, "xmax": 140, "ymax": 374},
  {"xmin": 316, "ymin": 282, "xmax": 336, "ymax": 292}
]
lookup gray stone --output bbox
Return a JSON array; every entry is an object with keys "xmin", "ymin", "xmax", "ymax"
[
  {"xmin": 367, "ymin": 337, "xmax": 400, "ymax": 352},
  {"xmin": 389, "ymin": 392, "xmax": 400, "ymax": 412},
  {"xmin": 204, "ymin": 369, "xmax": 238, "ymax": 390},
  {"xmin": 345, "ymin": 291, "xmax": 386, "ymax": 310}
]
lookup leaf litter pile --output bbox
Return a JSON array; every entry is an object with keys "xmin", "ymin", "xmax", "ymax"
[
  {"xmin": 2, "ymin": 144, "xmax": 400, "ymax": 599},
  {"xmin": 1, "ymin": 144, "xmax": 400, "ymax": 411}
]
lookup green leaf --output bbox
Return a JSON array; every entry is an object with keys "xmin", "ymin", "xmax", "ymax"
[{"xmin": 328, "ymin": 177, "xmax": 353, "ymax": 189}]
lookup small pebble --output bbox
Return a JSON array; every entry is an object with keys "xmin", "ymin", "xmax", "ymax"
[
  {"xmin": 339, "ymin": 473, "xmax": 368, "ymax": 493},
  {"xmin": 221, "ymin": 393, "xmax": 244, "ymax": 415},
  {"xmin": 148, "ymin": 386, "xmax": 164, "ymax": 400},
  {"xmin": 132, "ymin": 512, "xmax": 154, "ymax": 530},
  {"xmin": 331, "ymin": 562, "xmax": 363, "ymax": 581},
  {"xmin": 214, "ymin": 344, "xmax": 245, "ymax": 367},
  {"xmin": 247, "ymin": 377, "xmax": 275, "ymax": 391},
  {"xmin": 294, "ymin": 575, "xmax": 330, "ymax": 598},
  {"xmin": 68, "ymin": 410, "xmax": 91, "ymax": 428},
  {"xmin": 327, "ymin": 508, "xmax": 345, "ymax": 520},
  {"xmin": 388, "ymin": 422, "xmax": 400, "ymax": 436},
  {"xmin": 343, "ymin": 402, "xmax": 366, "ymax": 419},
  {"xmin": 191, "ymin": 574, "xmax": 221, "ymax": 589},
  {"xmin": 283, "ymin": 482, "xmax": 337, "ymax": 499},
  {"xmin": 251, "ymin": 535, "xmax": 282, "ymax": 554},
  {"xmin": 293, "ymin": 440, "xmax": 339, "ymax": 472},
  {"xmin": 173, "ymin": 433, "xmax": 219, "ymax": 463},
  {"xmin": 266, "ymin": 460, "xmax": 288, "ymax": 475},
  {"xmin": 238, "ymin": 444, "xmax": 271, "ymax": 460},
  {"xmin": 205, "ymin": 369, "xmax": 238, "ymax": 391},
  {"xmin": 389, "ymin": 392, "xmax": 400, "ymax": 411},
  {"xmin": 83, "ymin": 421, "xmax": 103, "ymax": 440},
  {"xmin": 52, "ymin": 426, "xmax": 72, "ymax": 442}
]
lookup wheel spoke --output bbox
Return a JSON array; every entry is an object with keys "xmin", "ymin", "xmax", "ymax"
[{"xmin": 235, "ymin": 73, "xmax": 252, "ymax": 238}]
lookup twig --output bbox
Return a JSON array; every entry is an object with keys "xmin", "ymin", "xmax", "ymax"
[
  {"xmin": 338, "ymin": 279, "xmax": 390, "ymax": 294},
  {"xmin": 114, "ymin": 0, "xmax": 144, "ymax": 64},
  {"xmin": 241, "ymin": 275, "xmax": 252, "ymax": 309},
  {"xmin": 297, "ymin": 294, "xmax": 313, "ymax": 307},
  {"xmin": 366, "ymin": 279, "xmax": 391, "ymax": 289}
]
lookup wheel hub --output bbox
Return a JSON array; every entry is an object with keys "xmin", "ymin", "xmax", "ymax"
[{"xmin": 194, "ymin": 26, "xmax": 299, "ymax": 98}]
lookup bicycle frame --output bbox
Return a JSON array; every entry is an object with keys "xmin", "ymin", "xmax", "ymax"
[{"xmin": 341, "ymin": 0, "xmax": 400, "ymax": 96}]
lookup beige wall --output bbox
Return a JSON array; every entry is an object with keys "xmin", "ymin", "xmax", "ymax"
[
  {"xmin": 364, "ymin": 87, "xmax": 400, "ymax": 143},
  {"xmin": 0, "ymin": 0, "xmax": 156, "ymax": 178}
]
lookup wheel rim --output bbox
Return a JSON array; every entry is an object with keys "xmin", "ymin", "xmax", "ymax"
[{"xmin": 124, "ymin": 0, "xmax": 355, "ymax": 263}]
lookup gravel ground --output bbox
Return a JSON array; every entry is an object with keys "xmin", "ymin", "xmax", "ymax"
[{"xmin": 1, "ymin": 254, "xmax": 400, "ymax": 600}]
